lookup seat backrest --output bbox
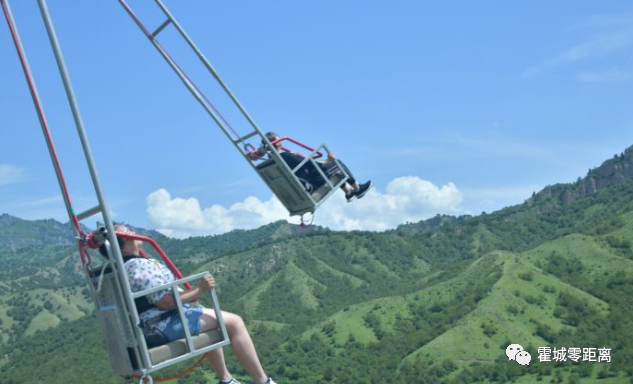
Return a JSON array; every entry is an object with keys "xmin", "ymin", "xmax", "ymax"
[{"xmin": 91, "ymin": 267, "xmax": 142, "ymax": 375}]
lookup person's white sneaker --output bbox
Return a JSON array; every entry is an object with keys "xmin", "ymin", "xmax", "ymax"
[{"xmin": 219, "ymin": 377, "xmax": 241, "ymax": 384}]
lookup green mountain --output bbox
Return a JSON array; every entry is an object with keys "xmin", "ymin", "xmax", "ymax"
[
  {"xmin": 0, "ymin": 214, "xmax": 76, "ymax": 251},
  {"xmin": 2, "ymin": 147, "xmax": 633, "ymax": 383}
]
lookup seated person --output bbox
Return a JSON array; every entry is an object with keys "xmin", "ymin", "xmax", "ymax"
[
  {"xmin": 99, "ymin": 224, "xmax": 276, "ymax": 384},
  {"xmin": 255, "ymin": 132, "xmax": 371, "ymax": 202}
]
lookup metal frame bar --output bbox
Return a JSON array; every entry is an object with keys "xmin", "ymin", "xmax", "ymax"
[
  {"xmin": 77, "ymin": 205, "xmax": 103, "ymax": 221},
  {"xmin": 151, "ymin": 18, "xmax": 171, "ymax": 38},
  {"xmin": 132, "ymin": 272, "xmax": 212, "ymax": 298},
  {"xmin": 34, "ymin": 0, "xmax": 153, "ymax": 370},
  {"xmin": 233, "ymin": 130, "xmax": 259, "ymax": 145},
  {"xmin": 211, "ymin": 289, "xmax": 229, "ymax": 342},
  {"xmin": 173, "ymin": 286, "xmax": 195, "ymax": 352},
  {"xmin": 130, "ymin": 272, "xmax": 230, "ymax": 373},
  {"xmin": 292, "ymin": 144, "xmax": 348, "ymax": 203}
]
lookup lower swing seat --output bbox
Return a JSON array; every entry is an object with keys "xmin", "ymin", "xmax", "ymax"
[{"xmin": 149, "ymin": 329, "xmax": 224, "ymax": 365}]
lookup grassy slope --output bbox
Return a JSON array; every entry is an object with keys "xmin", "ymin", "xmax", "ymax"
[
  {"xmin": 522, "ymin": 234, "xmax": 633, "ymax": 278},
  {"xmin": 401, "ymin": 249, "xmax": 608, "ymax": 367},
  {"xmin": 294, "ymin": 231, "xmax": 616, "ymax": 375},
  {"xmin": 24, "ymin": 287, "xmax": 91, "ymax": 335},
  {"xmin": 302, "ymin": 252, "xmax": 499, "ymax": 345},
  {"xmin": 0, "ymin": 286, "xmax": 91, "ymax": 340}
]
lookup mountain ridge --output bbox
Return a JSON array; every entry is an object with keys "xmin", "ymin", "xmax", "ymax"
[{"xmin": 2, "ymin": 145, "xmax": 633, "ymax": 383}]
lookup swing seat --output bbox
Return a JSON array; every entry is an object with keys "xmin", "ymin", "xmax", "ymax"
[
  {"xmin": 255, "ymin": 157, "xmax": 347, "ymax": 216},
  {"xmin": 149, "ymin": 329, "xmax": 224, "ymax": 365},
  {"xmin": 92, "ymin": 265, "xmax": 230, "ymax": 376}
]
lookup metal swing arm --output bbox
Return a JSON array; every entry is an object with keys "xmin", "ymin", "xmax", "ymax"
[
  {"xmin": 3, "ymin": 0, "xmax": 230, "ymax": 377},
  {"xmin": 115, "ymin": 0, "xmax": 328, "ymax": 214},
  {"xmin": 116, "ymin": 0, "xmax": 256, "ymax": 148},
  {"xmin": 2, "ymin": 0, "xmax": 149, "ymax": 372}
]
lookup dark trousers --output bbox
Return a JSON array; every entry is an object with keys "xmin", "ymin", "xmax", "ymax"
[{"xmin": 320, "ymin": 160, "xmax": 356, "ymax": 190}]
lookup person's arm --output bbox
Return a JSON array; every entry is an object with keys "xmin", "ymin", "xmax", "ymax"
[
  {"xmin": 255, "ymin": 146, "xmax": 269, "ymax": 158},
  {"xmin": 319, "ymin": 152, "xmax": 337, "ymax": 166},
  {"xmin": 154, "ymin": 274, "xmax": 215, "ymax": 310},
  {"xmin": 247, "ymin": 146, "xmax": 267, "ymax": 161}
]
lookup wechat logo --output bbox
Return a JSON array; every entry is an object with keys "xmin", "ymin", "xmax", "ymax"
[{"xmin": 506, "ymin": 343, "xmax": 531, "ymax": 366}]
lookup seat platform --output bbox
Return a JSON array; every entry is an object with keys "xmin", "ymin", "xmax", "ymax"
[{"xmin": 149, "ymin": 329, "xmax": 224, "ymax": 365}]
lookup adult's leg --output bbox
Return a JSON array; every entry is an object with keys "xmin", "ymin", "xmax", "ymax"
[
  {"xmin": 205, "ymin": 348, "xmax": 231, "ymax": 381},
  {"xmin": 336, "ymin": 160, "xmax": 359, "ymax": 190},
  {"xmin": 200, "ymin": 309, "xmax": 268, "ymax": 384}
]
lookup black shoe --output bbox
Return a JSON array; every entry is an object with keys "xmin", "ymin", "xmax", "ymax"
[
  {"xmin": 355, "ymin": 181, "xmax": 372, "ymax": 200},
  {"xmin": 345, "ymin": 190, "xmax": 356, "ymax": 202}
]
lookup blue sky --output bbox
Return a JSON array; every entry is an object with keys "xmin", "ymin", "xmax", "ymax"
[{"xmin": 2, "ymin": 1, "xmax": 633, "ymax": 237}]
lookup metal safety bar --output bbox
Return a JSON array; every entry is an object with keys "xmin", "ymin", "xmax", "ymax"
[
  {"xmin": 246, "ymin": 136, "xmax": 324, "ymax": 160},
  {"xmin": 294, "ymin": 144, "xmax": 348, "ymax": 203},
  {"xmin": 77, "ymin": 205, "xmax": 102, "ymax": 221},
  {"xmin": 130, "ymin": 271, "xmax": 230, "ymax": 374},
  {"xmin": 300, "ymin": 144, "xmax": 340, "ymax": 191}
]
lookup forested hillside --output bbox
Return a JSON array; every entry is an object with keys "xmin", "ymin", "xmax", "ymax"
[{"xmin": 1, "ymin": 147, "xmax": 633, "ymax": 384}]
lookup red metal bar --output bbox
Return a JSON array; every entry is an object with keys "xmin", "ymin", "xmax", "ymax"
[
  {"xmin": 2, "ymin": 0, "xmax": 88, "ymax": 264},
  {"xmin": 87, "ymin": 231, "xmax": 193, "ymax": 290},
  {"xmin": 246, "ymin": 136, "xmax": 324, "ymax": 160},
  {"xmin": 1, "ymin": 0, "xmax": 82, "ymax": 232},
  {"xmin": 115, "ymin": 232, "xmax": 193, "ymax": 290}
]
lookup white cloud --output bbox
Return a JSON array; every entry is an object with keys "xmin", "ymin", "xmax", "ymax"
[
  {"xmin": 146, "ymin": 189, "xmax": 290, "ymax": 238},
  {"xmin": 0, "ymin": 164, "xmax": 26, "ymax": 186},
  {"xmin": 146, "ymin": 176, "xmax": 464, "ymax": 237},
  {"xmin": 317, "ymin": 177, "xmax": 463, "ymax": 231}
]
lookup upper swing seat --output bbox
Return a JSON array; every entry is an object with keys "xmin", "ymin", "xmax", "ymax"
[
  {"xmin": 114, "ymin": 0, "xmax": 350, "ymax": 219},
  {"xmin": 246, "ymin": 135, "xmax": 349, "ymax": 217}
]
